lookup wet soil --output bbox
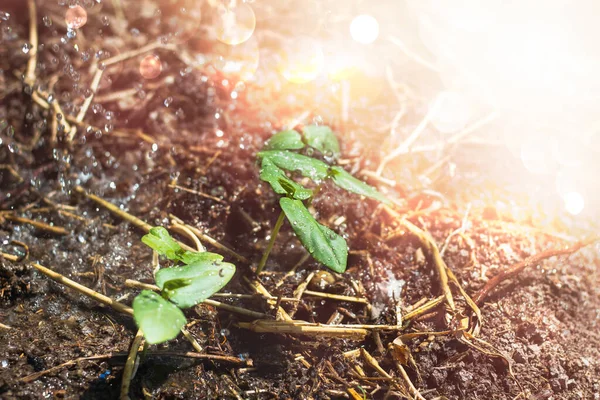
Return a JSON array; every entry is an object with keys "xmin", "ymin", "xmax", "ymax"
[{"xmin": 1, "ymin": 1, "xmax": 600, "ymax": 399}]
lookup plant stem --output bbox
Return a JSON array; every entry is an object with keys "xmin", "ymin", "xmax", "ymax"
[
  {"xmin": 256, "ymin": 210, "xmax": 285, "ymax": 274},
  {"xmin": 120, "ymin": 329, "xmax": 144, "ymax": 400}
]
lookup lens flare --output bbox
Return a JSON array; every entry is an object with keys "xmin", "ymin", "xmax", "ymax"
[
  {"xmin": 139, "ymin": 55, "xmax": 162, "ymax": 79},
  {"xmin": 563, "ymin": 191, "xmax": 585, "ymax": 215},
  {"xmin": 350, "ymin": 14, "xmax": 379, "ymax": 44},
  {"xmin": 65, "ymin": 5, "xmax": 87, "ymax": 30},
  {"xmin": 429, "ymin": 91, "xmax": 472, "ymax": 134},
  {"xmin": 212, "ymin": 36, "xmax": 260, "ymax": 80},
  {"xmin": 279, "ymin": 37, "xmax": 324, "ymax": 84},
  {"xmin": 215, "ymin": 3, "xmax": 256, "ymax": 45}
]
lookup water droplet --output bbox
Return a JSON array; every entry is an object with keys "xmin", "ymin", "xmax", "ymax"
[
  {"xmin": 101, "ymin": 15, "xmax": 110, "ymax": 26},
  {"xmin": 65, "ymin": 5, "xmax": 88, "ymax": 30},
  {"xmin": 22, "ymin": 43, "xmax": 31, "ymax": 54},
  {"xmin": 67, "ymin": 29, "xmax": 77, "ymax": 39},
  {"xmin": 43, "ymin": 15, "xmax": 52, "ymax": 27},
  {"xmin": 0, "ymin": 11, "xmax": 10, "ymax": 21},
  {"xmin": 164, "ymin": 97, "xmax": 173, "ymax": 107},
  {"xmin": 306, "ymin": 147, "xmax": 314, "ymax": 156},
  {"xmin": 139, "ymin": 54, "xmax": 162, "ymax": 79}
]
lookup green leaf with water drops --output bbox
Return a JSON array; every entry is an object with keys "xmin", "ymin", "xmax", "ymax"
[
  {"xmin": 330, "ymin": 166, "xmax": 392, "ymax": 205},
  {"xmin": 263, "ymin": 130, "xmax": 305, "ymax": 151},
  {"xmin": 258, "ymin": 150, "xmax": 329, "ymax": 182},
  {"xmin": 132, "ymin": 290, "xmax": 186, "ymax": 344},
  {"xmin": 142, "ymin": 227, "xmax": 184, "ymax": 261},
  {"xmin": 279, "ymin": 197, "xmax": 347, "ymax": 273},
  {"xmin": 260, "ymin": 158, "xmax": 313, "ymax": 200},
  {"xmin": 179, "ymin": 251, "xmax": 223, "ymax": 265},
  {"xmin": 302, "ymin": 125, "xmax": 341, "ymax": 159},
  {"xmin": 155, "ymin": 261, "xmax": 236, "ymax": 308}
]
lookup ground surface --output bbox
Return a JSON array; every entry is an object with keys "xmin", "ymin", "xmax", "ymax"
[{"xmin": 1, "ymin": 1, "xmax": 600, "ymax": 399}]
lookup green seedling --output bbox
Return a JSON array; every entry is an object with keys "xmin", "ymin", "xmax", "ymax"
[
  {"xmin": 257, "ymin": 125, "xmax": 391, "ymax": 274},
  {"xmin": 132, "ymin": 227, "xmax": 235, "ymax": 344}
]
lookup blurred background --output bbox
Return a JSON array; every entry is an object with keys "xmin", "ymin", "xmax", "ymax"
[{"xmin": 2, "ymin": 0, "xmax": 599, "ymax": 234}]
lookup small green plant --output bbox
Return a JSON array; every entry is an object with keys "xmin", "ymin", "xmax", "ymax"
[
  {"xmin": 257, "ymin": 125, "xmax": 391, "ymax": 274},
  {"xmin": 132, "ymin": 227, "xmax": 235, "ymax": 344}
]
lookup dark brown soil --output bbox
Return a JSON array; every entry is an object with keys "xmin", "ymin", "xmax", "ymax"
[{"xmin": 1, "ymin": 1, "xmax": 600, "ymax": 399}]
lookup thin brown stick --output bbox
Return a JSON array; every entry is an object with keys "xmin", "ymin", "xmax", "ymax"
[
  {"xmin": 20, "ymin": 351, "xmax": 249, "ymax": 383},
  {"xmin": 169, "ymin": 222, "xmax": 205, "ymax": 252},
  {"xmin": 181, "ymin": 326, "xmax": 203, "ymax": 352},
  {"xmin": 19, "ymin": 354, "xmax": 116, "ymax": 383},
  {"xmin": 274, "ymin": 252, "xmax": 310, "ymax": 288},
  {"xmin": 169, "ymin": 184, "xmax": 224, "ymax": 203},
  {"xmin": 402, "ymin": 295, "xmax": 444, "ymax": 321},
  {"xmin": 244, "ymin": 277, "xmax": 291, "ymax": 321},
  {"xmin": 475, "ymin": 236, "xmax": 600, "ymax": 305},
  {"xmin": 74, "ymin": 186, "xmax": 194, "ymax": 251},
  {"xmin": 289, "ymin": 271, "xmax": 314, "ymax": 318},
  {"xmin": 237, "ymin": 320, "xmax": 367, "ymax": 340},
  {"xmin": 32, "ymin": 262, "xmax": 133, "ymax": 315},
  {"xmin": 169, "ymin": 214, "xmax": 248, "ymax": 263},
  {"xmin": 0, "ymin": 252, "xmax": 20, "ymax": 262},
  {"xmin": 202, "ymin": 299, "xmax": 268, "ymax": 319},
  {"xmin": 105, "ymin": 41, "xmax": 169, "ymax": 67},
  {"xmin": 385, "ymin": 206, "xmax": 455, "ymax": 311},
  {"xmin": 24, "ymin": 0, "xmax": 38, "ymax": 87},
  {"xmin": 66, "ymin": 67, "xmax": 103, "ymax": 141},
  {"xmin": 94, "ymin": 88, "xmax": 138, "ymax": 103},
  {"xmin": 303, "ymin": 290, "xmax": 369, "ymax": 304},
  {"xmin": 120, "ymin": 330, "xmax": 144, "ymax": 400},
  {"xmin": 3, "ymin": 214, "xmax": 68, "ymax": 235},
  {"xmin": 393, "ymin": 361, "xmax": 426, "ymax": 400}
]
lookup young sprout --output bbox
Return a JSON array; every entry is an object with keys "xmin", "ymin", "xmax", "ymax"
[
  {"xmin": 132, "ymin": 227, "xmax": 235, "ymax": 344},
  {"xmin": 256, "ymin": 125, "xmax": 391, "ymax": 274}
]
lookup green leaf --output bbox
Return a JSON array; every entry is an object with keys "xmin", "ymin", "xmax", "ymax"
[
  {"xmin": 279, "ymin": 198, "xmax": 347, "ymax": 273},
  {"xmin": 133, "ymin": 290, "xmax": 186, "ymax": 344},
  {"xmin": 155, "ymin": 261, "xmax": 236, "ymax": 308},
  {"xmin": 142, "ymin": 227, "xmax": 183, "ymax": 261},
  {"xmin": 258, "ymin": 150, "xmax": 329, "ymax": 182},
  {"xmin": 263, "ymin": 130, "xmax": 305, "ymax": 151},
  {"xmin": 330, "ymin": 166, "xmax": 392, "ymax": 205},
  {"xmin": 260, "ymin": 158, "xmax": 313, "ymax": 200},
  {"xmin": 179, "ymin": 251, "xmax": 223, "ymax": 265},
  {"xmin": 302, "ymin": 125, "xmax": 341, "ymax": 159}
]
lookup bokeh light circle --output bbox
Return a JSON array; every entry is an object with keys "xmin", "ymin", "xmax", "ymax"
[
  {"xmin": 350, "ymin": 14, "xmax": 380, "ymax": 44},
  {"xmin": 215, "ymin": 3, "xmax": 256, "ymax": 45},
  {"xmin": 563, "ymin": 191, "xmax": 585, "ymax": 215},
  {"xmin": 278, "ymin": 37, "xmax": 324, "ymax": 84},
  {"xmin": 65, "ymin": 5, "xmax": 88, "ymax": 30},
  {"xmin": 139, "ymin": 54, "xmax": 162, "ymax": 79}
]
